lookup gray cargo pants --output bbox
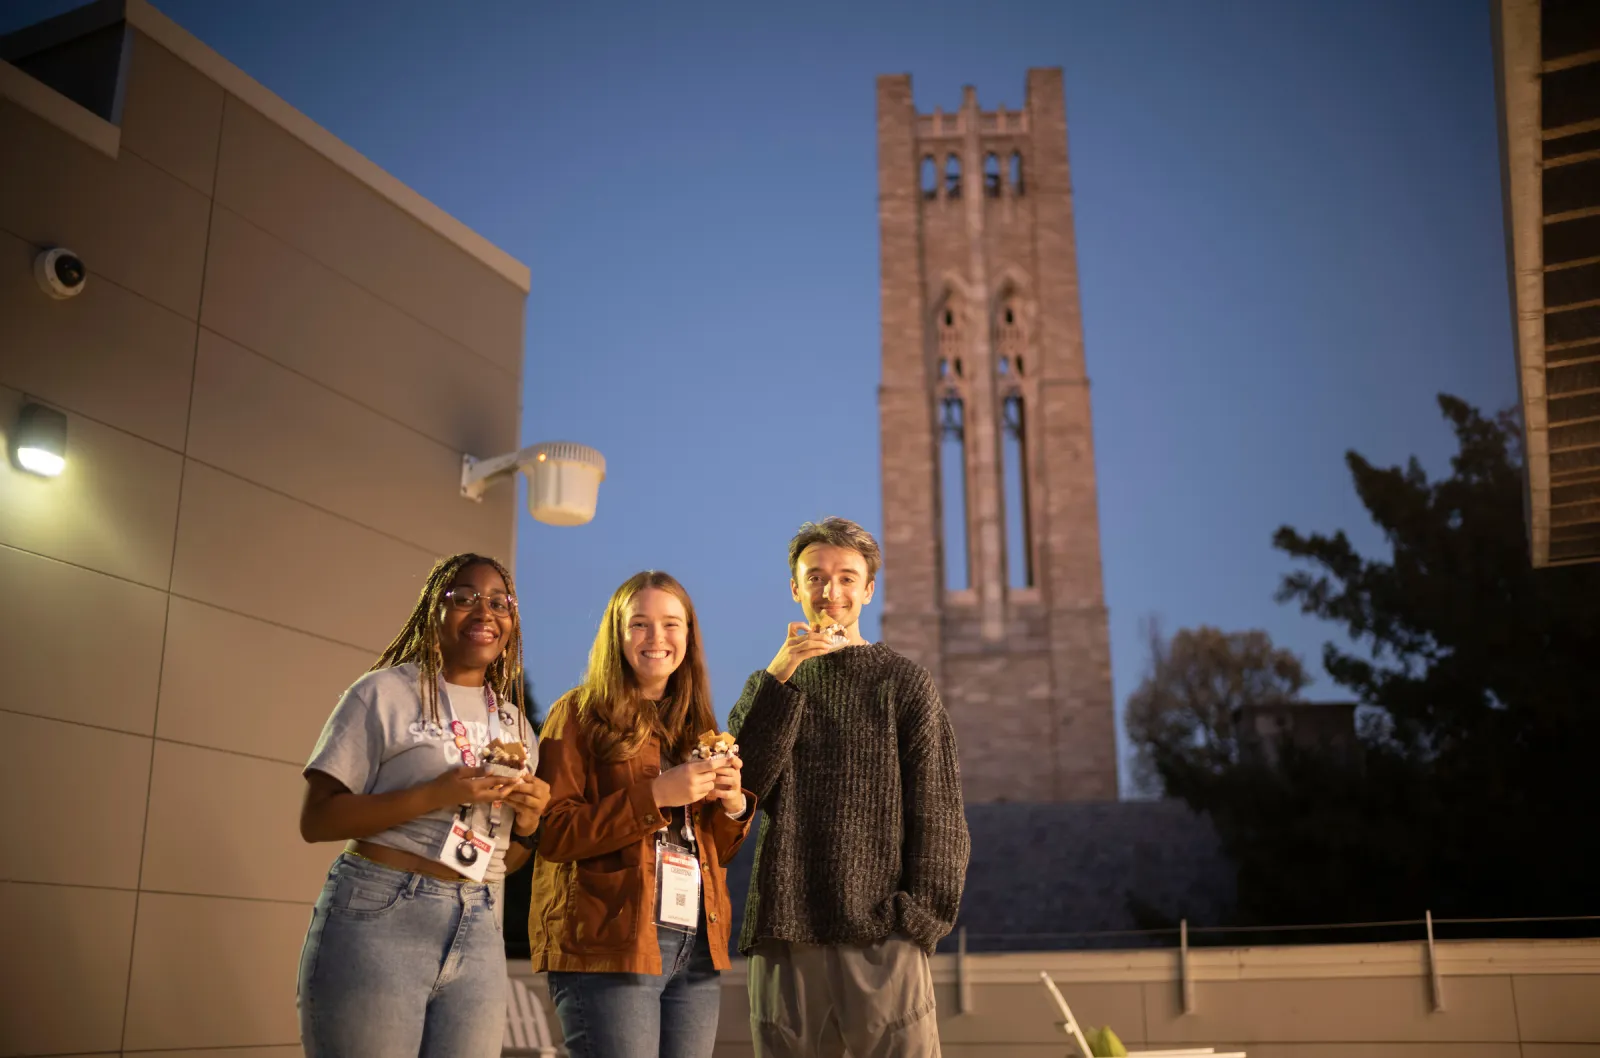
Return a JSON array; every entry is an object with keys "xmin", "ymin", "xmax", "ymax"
[{"xmin": 747, "ymin": 935, "xmax": 941, "ymax": 1058}]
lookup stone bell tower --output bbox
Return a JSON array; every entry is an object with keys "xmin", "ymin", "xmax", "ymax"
[{"xmin": 876, "ymin": 69, "xmax": 1117, "ymax": 803}]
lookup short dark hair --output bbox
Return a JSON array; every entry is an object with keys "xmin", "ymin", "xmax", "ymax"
[{"xmin": 787, "ymin": 517, "xmax": 882, "ymax": 582}]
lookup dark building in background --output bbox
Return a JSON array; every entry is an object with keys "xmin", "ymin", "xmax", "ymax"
[
  {"xmin": 724, "ymin": 802, "xmax": 1237, "ymax": 954},
  {"xmin": 1239, "ymin": 700, "xmax": 1359, "ymax": 768}
]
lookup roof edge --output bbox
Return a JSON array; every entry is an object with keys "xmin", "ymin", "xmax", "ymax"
[
  {"xmin": 1492, "ymin": 0, "xmax": 1549, "ymax": 567},
  {"xmin": 0, "ymin": 57, "xmax": 120, "ymax": 157},
  {"xmin": 127, "ymin": 0, "xmax": 531, "ymax": 293}
]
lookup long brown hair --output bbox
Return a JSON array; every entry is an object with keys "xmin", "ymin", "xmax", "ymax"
[
  {"xmin": 571, "ymin": 570, "xmax": 715, "ymax": 763},
  {"xmin": 371, "ymin": 553, "xmax": 526, "ymax": 733}
]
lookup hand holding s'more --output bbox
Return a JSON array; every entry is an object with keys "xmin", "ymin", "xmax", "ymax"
[
  {"xmin": 482, "ymin": 738, "xmax": 530, "ymax": 780},
  {"xmin": 691, "ymin": 728, "xmax": 740, "ymax": 763},
  {"xmin": 766, "ymin": 620, "xmax": 846, "ymax": 683}
]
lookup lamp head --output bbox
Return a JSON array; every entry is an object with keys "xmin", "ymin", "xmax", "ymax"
[
  {"xmin": 10, "ymin": 402, "xmax": 67, "ymax": 477},
  {"xmin": 521, "ymin": 442, "xmax": 606, "ymax": 526}
]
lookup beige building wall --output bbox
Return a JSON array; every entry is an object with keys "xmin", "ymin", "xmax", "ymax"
[
  {"xmin": 602, "ymin": 939, "xmax": 1599, "ymax": 1057},
  {"xmin": 0, "ymin": 2, "xmax": 528, "ymax": 1054}
]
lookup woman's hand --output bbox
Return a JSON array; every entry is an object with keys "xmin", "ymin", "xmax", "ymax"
[
  {"xmin": 503, "ymin": 774, "xmax": 552, "ymax": 834},
  {"xmin": 652, "ymin": 758, "xmax": 718, "ymax": 807},
  {"xmin": 423, "ymin": 765, "xmax": 513, "ymax": 812},
  {"xmin": 300, "ymin": 767, "xmax": 516, "ymax": 845},
  {"xmin": 713, "ymin": 756, "xmax": 747, "ymax": 816}
]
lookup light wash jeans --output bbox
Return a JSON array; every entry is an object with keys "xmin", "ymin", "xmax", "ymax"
[
  {"xmin": 297, "ymin": 852, "xmax": 506, "ymax": 1057},
  {"xmin": 547, "ymin": 920, "xmax": 722, "ymax": 1058}
]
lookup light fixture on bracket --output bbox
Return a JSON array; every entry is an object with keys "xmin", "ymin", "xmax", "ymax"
[
  {"xmin": 9, "ymin": 401, "xmax": 68, "ymax": 477},
  {"xmin": 461, "ymin": 441, "xmax": 606, "ymax": 526}
]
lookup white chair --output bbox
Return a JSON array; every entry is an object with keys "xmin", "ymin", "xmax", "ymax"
[
  {"xmin": 1039, "ymin": 971, "xmax": 1246, "ymax": 1058},
  {"xmin": 503, "ymin": 973, "xmax": 560, "ymax": 1057}
]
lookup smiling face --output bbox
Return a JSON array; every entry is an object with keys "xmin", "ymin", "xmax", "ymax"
[
  {"xmin": 622, "ymin": 586, "xmax": 689, "ymax": 698},
  {"xmin": 437, "ymin": 561, "xmax": 515, "ymax": 684},
  {"xmin": 791, "ymin": 543, "xmax": 875, "ymax": 638}
]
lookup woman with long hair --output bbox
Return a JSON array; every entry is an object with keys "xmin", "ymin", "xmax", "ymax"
[
  {"xmin": 529, "ymin": 570, "xmax": 753, "ymax": 1058},
  {"xmin": 296, "ymin": 553, "xmax": 551, "ymax": 1057}
]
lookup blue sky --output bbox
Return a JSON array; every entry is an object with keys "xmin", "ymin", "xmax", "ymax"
[{"xmin": 9, "ymin": 0, "xmax": 1519, "ymax": 793}]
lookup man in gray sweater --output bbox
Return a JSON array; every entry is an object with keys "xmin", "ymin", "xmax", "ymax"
[{"xmin": 731, "ymin": 517, "xmax": 970, "ymax": 1058}]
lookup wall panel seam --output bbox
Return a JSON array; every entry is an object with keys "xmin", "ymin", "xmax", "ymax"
[
  {"xmin": 0, "ymin": 876, "xmax": 138, "ymax": 894},
  {"xmin": 193, "ymin": 323, "xmax": 511, "ymax": 471},
  {"xmin": 0, "ymin": 151, "xmax": 211, "ymax": 322},
  {"xmin": 0, "ymin": 541, "xmax": 169, "ymax": 594},
  {"xmin": 120, "ymin": 109, "xmax": 226, "ymax": 1052},
  {"xmin": 119, "ymin": 139, "xmax": 214, "ymax": 201},
  {"xmin": 0, "ymin": 705, "xmax": 338, "ymax": 770},
  {"xmin": 0, "ymin": 221, "xmax": 202, "ymax": 328},
  {"xmin": 125, "ymin": 887, "xmax": 318, "ymax": 909},
  {"xmin": 177, "ymin": 457, "xmax": 447, "ymax": 564},
  {"xmin": 0, "ymin": 383, "xmax": 184, "ymax": 461},
  {"xmin": 2, "ymin": 219, "xmax": 518, "ymax": 472},
  {"xmin": 0, "ymin": 703, "xmax": 156, "ymax": 740},
  {"xmin": 153, "ymin": 733, "xmax": 316, "ymax": 770},
  {"xmin": 209, "ymin": 198, "xmax": 522, "ymax": 380},
  {"xmin": 0, "ymin": 545, "xmax": 384, "ymax": 654},
  {"xmin": 1509, "ymin": 971, "xmax": 1525, "ymax": 1056},
  {"xmin": 163, "ymin": 591, "xmax": 380, "ymax": 655},
  {"xmin": 6, "ymin": 376, "xmax": 506, "ymax": 560}
]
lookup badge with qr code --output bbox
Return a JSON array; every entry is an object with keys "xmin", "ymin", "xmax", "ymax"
[{"xmin": 654, "ymin": 842, "xmax": 701, "ymax": 933}]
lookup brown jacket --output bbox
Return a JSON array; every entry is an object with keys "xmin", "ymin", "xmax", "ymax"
[{"xmin": 527, "ymin": 698, "xmax": 755, "ymax": 973}]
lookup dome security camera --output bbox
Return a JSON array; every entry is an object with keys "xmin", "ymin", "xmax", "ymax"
[{"xmin": 34, "ymin": 247, "xmax": 87, "ymax": 299}]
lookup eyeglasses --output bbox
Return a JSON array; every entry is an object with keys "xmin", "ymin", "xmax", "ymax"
[{"xmin": 443, "ymin": 589, "xmax": 516, "ymax": 616}]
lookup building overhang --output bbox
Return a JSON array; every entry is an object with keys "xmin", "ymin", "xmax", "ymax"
[
  {"xmin": 1492, "ymin": 0, "xmax": 1600, "ymax": 565},
  {"xmin": 0, "ymin": 0, "xmax": 531, "ymax": 293}
]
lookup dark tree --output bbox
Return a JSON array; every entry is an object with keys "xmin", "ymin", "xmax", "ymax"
[
  {"xmin": 1140, "ymin": 396, "xmax": 1600, "ymax": 928},
  {"xmin": 1125, "ymin": 622, "xmax": 1309, "ymax": 798},
  {"xmin": 1269, "ymin": 395, "xmax": 1600, "ymax": 921}
]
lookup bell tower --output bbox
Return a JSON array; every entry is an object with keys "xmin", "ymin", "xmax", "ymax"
[{"xmin": 876, "ymin": 69, "xmax": 1117, "ymax": 802}]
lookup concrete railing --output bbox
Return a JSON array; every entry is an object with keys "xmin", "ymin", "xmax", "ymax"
[{"xmin": 509, "ymin": 936, "xmax": 1600, "ymax": 1058}]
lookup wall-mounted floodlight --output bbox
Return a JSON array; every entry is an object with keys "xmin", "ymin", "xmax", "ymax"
[
  {"xmin": 9, "ymin": 402, "xmax": 67, "ymax": 477},
  {"xmin": 461, "ymin": 441, "xmax": 606, "ymax": 526}
]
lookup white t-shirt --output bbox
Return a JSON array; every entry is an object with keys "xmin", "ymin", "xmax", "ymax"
[{"xmin": 304, "ymin": 662, "xmax": 538, "ymax": 884}]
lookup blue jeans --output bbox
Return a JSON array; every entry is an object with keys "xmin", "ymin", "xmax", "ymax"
[
  {"xmin": 547, "ymin": 921, "xmax": 722, "ymax": 1058},
  {"xmin": 297, "ymin": 853, "xmax": 506, "ymax": 1057}
]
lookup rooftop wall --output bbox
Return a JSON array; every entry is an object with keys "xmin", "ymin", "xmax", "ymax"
[{"xmin": 0, "ymin": 3, "xmax": 528, "ymax": 1053}]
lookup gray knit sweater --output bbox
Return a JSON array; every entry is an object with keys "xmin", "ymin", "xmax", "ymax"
[{"xmin": 729, "ymin": 643, "xmax": 970, "ymax": 954}]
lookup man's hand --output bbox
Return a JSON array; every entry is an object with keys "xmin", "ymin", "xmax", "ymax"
[{"xmin": 766, "ymin": 621, "xmax": 839, "ymax": 683}]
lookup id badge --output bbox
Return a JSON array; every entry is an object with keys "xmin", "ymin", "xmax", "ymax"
[
  {"xmin": 435, "ymin": 816, "xmax": 493, "ymax": 883},
  {"xmin": 654, "ymin": 841, "xmax": 701, "ymax": 933}
]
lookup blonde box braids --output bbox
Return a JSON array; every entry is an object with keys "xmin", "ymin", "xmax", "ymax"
[{"xmin": 371, "ymin": 553, "xmax": 528, "ymax": 738}]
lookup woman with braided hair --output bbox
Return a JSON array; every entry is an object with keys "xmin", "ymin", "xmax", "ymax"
[{"xmin": 295, "ymin": 552, "xmax": 551, "ymax": 1057}]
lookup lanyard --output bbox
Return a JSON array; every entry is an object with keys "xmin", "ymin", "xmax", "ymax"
[
  {"xmin": 657, "ymin": 748, "xmax": 697, "ymax": 850},
  {"xmin": 440, "ymin": 679, "xmax": 501, "ymax": 765},
  {"xmin": 439, "ymin": 679, "xmax": 507, "ymax": 835}
]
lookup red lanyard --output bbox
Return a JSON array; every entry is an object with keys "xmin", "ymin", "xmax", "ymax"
[{"xmin": 443, "ymin": 681, "xmax": 498, "ymax": 767}]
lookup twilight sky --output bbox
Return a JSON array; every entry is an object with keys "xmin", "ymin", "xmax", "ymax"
[{"xmin": 9, "ymin": 0, "xmax": 1520, "ymax": 793}]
